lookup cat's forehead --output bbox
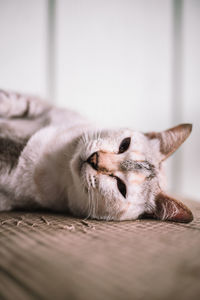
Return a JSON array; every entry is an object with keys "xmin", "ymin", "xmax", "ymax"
[
  {"xmin": 100, "ymin": 128, "xmax": 144, "ymax": 140},
  {"xmin": 98, "ymin": 128, "xmax": 148, "ymax": 149}
]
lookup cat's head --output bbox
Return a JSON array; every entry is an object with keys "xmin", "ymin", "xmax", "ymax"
[{"xmin": 70, "ymin": 124, "xmax": 193, "ymax": 223}]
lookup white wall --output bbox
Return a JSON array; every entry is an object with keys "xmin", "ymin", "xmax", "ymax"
[
  {"xmin": 0, "ymin": 0, "xmax": 47, "ymax": 97},
  {"xmin": 0, "ymin": 0, "xmax": 199, "ymax": 199},
  {"xmin": 56, "ymin": 0, "xmax": 172, "ymax": 131},
  {"xmin": 181, "ymin": 0, "xmax": 200, "ymax": 199}
]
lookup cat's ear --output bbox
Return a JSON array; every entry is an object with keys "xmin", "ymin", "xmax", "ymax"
[
  {"xmin": 144, "ymin": 193, "xmax": 193, "ymax": 223},
  {"xmin": 145, "ymin": 124, "xmax": 192, "ymax": 160}
]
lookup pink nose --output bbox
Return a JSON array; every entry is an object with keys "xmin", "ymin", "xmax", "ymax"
[
  {"xmin": 87, "ymin": 151, "xmax": 120, "ymax": 173},
  {"xmin": 87, "ymin": 152, "xmax": 98, "ymax": 170}
]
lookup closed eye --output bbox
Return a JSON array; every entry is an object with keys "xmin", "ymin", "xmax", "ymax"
[
  {"xmin": 116, "ymin": 177, "xmax": 127, "ymax": 198},
  {"xmin": 118, "ymin": 137, "xmax": 131, "ymax": 154}
]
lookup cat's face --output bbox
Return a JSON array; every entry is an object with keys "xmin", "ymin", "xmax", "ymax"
[{"xmin": 70, "ymin": 124, "xmax": 193, "ymax": 223}]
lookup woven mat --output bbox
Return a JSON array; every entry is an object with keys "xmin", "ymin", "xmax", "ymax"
[{"xmin": 0, "ymin": 199, "xmax": 200, "ymax": 300}]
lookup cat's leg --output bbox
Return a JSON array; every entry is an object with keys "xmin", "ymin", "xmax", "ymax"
[
  {"xmin": 0, "ymin": 91, "xmax": 57, "ymax": 211},
  {"xmin": 0, "ymin": 89, "xmax": 53, "ymax": 139},
  {"xmin": 0, "ymin": 123, "xmax": 40, "ymax": 211},
  {"xmin": 0, "ymin": 134, "xmax": 28, "ymax": 211},
  {"xmin": 0, "ymin": 89, "xmax": 51, "ymax": 119},
  {"xmin": 0, "ymin": 117, "xmax": 50, "ymax": 140}
]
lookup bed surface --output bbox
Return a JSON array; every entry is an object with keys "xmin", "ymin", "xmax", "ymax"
[{"xmin": 0, "ymin": 199, "xmax": 200, "ymax": 300}]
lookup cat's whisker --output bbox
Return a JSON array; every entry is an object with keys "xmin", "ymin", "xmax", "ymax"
[
  {"xmin": 78, "ymin": 132, "xmax": 86, "ymax": 144},
  {"xmin": 74, "ymin": 136, "xmax": 83, "ymax": 148},
  {"xmin": 79, "ymin": 172, "xmax": 92, "ymax": 219},
  {"xmin": 86, "ymin": 191, "xmax": 90, "ymax": 219},
  {"xmin": 91, "ymin": 189, "xmax": 95, "ymax": 218},
  {"xmin": 83, "ymin": 131, "xmax": 90, "ymax": 143},
  {"xmin": 88, "ymin": 189, "xmax": 93, "ymax": 219},
  {"xmin": 84, "ymin": 172, "xmax": 94, "ymax": 218},
  {"xmin": 91, "ymin": 176, "xmax": 95, "ymax": 189},
  {"xmin": 97, "ymin": 130, "xmax": 102, "ymax": 141},
  {"xmin": 87, "ymin": 180, "xmax": 93, "ymax": 217},
  {"xmin": 90, "ymin": 191, "xmax": 94, "ymax": 218},
  {"xmin": 94, "ymin": 130, "xmax": 100, "ymax": 141},
  {"xmin": 96, "ymin": 192, "xmax": 100, "ymax": 219}
]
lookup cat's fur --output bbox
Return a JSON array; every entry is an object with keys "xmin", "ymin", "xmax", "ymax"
[{"xmin": 0, "ymin": 90, "xmax": 193, "ymax": 222}]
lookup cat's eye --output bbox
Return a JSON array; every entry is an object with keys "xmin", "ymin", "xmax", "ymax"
[
  {"xmin": 116, "ymin": 177, "xmax": 127, "ymax": 198},
  {"xmin": 118, "ymin": 137, "xmax": 131, "ymax": 154}
]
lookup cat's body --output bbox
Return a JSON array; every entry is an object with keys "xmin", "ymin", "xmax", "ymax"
[{"xmin": 0, "ymin": 90, "xmax": 193, "ymax": 222}]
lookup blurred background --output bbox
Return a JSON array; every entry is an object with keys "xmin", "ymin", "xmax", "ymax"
[{"xmin": 0, "ymin": 0, "xmax": 199, "ymax": 200}]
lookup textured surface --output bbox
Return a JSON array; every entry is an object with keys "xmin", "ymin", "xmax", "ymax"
[{"xmin": 0, "ymin": 199, "xmax": 200, "ymax": 300}]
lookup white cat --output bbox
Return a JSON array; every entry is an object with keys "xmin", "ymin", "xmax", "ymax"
[{"xmin": 0, "ymin": 90, "xmax": 193, "ymax": 222}]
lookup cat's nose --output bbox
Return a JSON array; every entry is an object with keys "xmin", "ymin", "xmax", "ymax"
[{"xmin": 87, "ymin": 152, "xmax": 99, "ymax": 170}]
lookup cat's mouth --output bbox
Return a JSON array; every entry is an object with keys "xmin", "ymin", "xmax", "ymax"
[{"xmin": 78, "ymin": 153, "xmax": 97, "ymax": 176}]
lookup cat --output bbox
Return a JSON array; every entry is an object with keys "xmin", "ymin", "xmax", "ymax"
[{"xmin": 0, "ymin": 89, "xmax": 193, "ymax": 223}]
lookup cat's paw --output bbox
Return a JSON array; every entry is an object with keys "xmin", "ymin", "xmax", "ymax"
[{"xmin": 0, "ymin": 89, "xmax": 28, "ymax": 118}]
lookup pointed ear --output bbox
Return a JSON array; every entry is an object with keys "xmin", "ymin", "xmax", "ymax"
[
  {"xmin": 144, "ymin": 193, "xmax": 193, "ymax": 223},
  {"xmin": 145, "ymin": 124, "xmax": 192, "ymax": 160}
]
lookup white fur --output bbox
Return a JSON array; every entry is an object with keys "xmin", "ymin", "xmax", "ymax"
[
  {"xmin": 12, "ymin": 127, "xmax": 163, "ymax": 220},
  {"xmin": 0, "ymin": 91, "xmax": 173, "ymax": 220}
]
